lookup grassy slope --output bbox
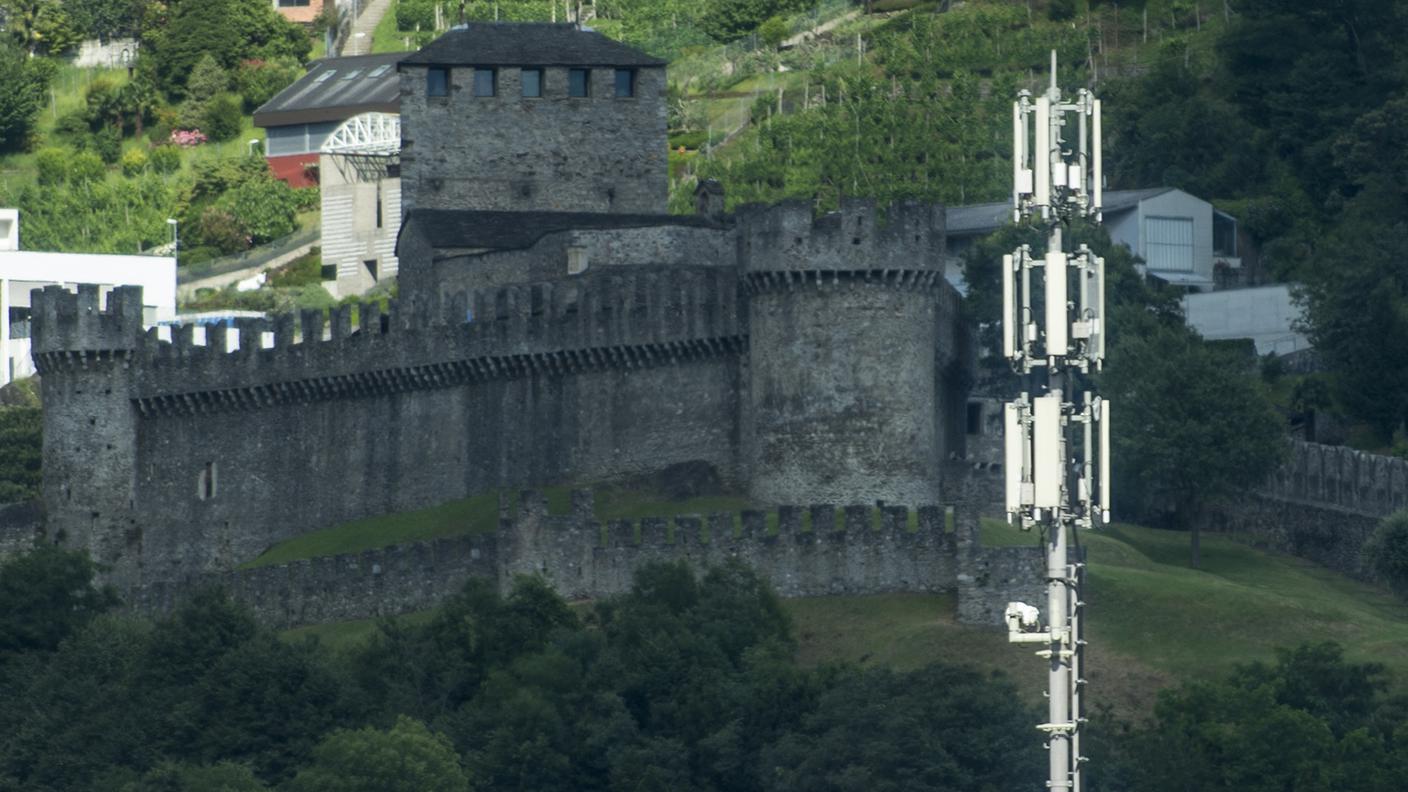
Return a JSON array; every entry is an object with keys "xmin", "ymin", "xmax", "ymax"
[
  {"xmin": 284, "ymin": 517, "xmax": 1408, "ymax": 720},
  {"xmin": 241, "ymin": 486, "xmax": 762, "ymax": 569}
]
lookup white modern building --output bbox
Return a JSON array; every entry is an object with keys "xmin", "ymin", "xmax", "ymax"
[
  {"xmin": 1181, "ymin": 284, "xmax": 1308, "ymax": 356},
  {"xmin": 946, "ymin": 187, "xmax": 1240, "ymax": 293},
  {"xmin": 319, "ymin": 111, "xmax": 401, "ymax": 297},
  {"xmin": 1, "ymin": 209, "xmax": 176, "ymax": 385}
]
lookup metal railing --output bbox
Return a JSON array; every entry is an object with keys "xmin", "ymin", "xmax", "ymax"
[{"xmin": 178, "ymin": 227, "xmax": 319, "ymax": 283}]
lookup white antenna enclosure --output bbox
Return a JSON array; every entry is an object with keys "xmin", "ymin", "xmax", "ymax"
[{"xmin": 1033, "ymin": 394, "xmax": 1062, "ymax": 508}]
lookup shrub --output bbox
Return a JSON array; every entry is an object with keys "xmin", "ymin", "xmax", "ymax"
[
  {"xmin": 194, "ymin": 206, "xmax": 250, "ymax": 255},
  {"xmin": 234, "ymin": 57, "xmax": 302, "ymax": 112},
  {"xmin": 292, "ymin": 186, "xmax": 320, "ymax": 212},
  {"xmin": 758, "ymin": 15, "xmax": 789, "ymax": 49},
  {"xmin": 149, "ymin": 144, "xmax": 182, "ymax": 174},
  {"xmin": 185, "ymin": 54, "xmax": 230, "ymax": 104},
  {"xmin": 216, "ymin": 176, "xmax": 299, "ymax": 243},
  {"xmin": 1366, "ymin": 510, "xmax": 1408, "ymax": 597},
  {"xmin": 85, "ymin": 126, "xmax": 123, "ymax": 164},
  {"xmin": 53, "ymin": 109, "xmax": 92, "ymax": 138},
  {"xmin": 203, "ymin": 93, "xmax": 244, "ymax": 143},
  {"xmin": 119, "ymin": 147, "xmax": 149, "ymax": 177},
  {"xmin": 68, "ymin": 151, "xmax": 107, "ymax": 185},
  {"xmin": 34, "ymin": 147, "xmax": 68, "ymax": 185},
  {"xmin": 396, "ymin": 0, "xmax": 436, "ymax": 31}
]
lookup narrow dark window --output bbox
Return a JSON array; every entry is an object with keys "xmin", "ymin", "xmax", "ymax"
[
  {"xmin": 614, "ymin": 68, "xmax": 635, "ymax": 97},
  {"xmin": 473, "ymin": 67, "xmax": 496, "ymax": 97},
  {"xmin": 198, "ymin": 462, "xmax": 217, "ymax": 500},
  {"xmin": 427, "ymin": 67, "xmax": 449, "ymax": 97},
  {"xmin": 966, "ymin": 402, "xmax": 983, "ymax": 435},
  {"xmin": 568, "ymin": 68, "xmax": 590, "ymax": 97},
  {"xmin": 521, "ymin": 67, "xmax": 542, "ymax": 97},
  {"xmin": 375, "ymin": 184, "xmax": 383, "ymax": 229}
]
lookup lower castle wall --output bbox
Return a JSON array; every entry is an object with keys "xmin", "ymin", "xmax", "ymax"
[
  {"xmin": 121, "ymin": 495, "xmax": 1042, "ymax": 630},
  {"xmin": 129, "ymin": 356, "xmax": 742, "ymax": 585},
  {"xmin": 127, "ymin": 534, "xmax": 500, "ymax": 627},
  {"xmin": 1208, "ymin": 493, "xmax": 1383, "ymax": 583}
]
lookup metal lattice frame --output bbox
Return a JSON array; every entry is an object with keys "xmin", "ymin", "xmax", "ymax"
[{"xmin": 320, "ymin": 112, "xmax": 401, "ymax": 157}]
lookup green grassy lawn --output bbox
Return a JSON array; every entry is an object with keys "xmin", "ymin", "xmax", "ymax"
[
  {"xmin": 241, "ymin": 486, "xmax": 765, "ymax": 569},
  {"xmin": 371, "ymin": 0, "xmax": 419, "ymax": 54},
  {"xmin": 247, "ymin": 484, "xmax": 958, "ymax": 570}
]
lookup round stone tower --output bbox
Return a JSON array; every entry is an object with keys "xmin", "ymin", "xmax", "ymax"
[
  {"xmin": 30, "ymin": 284, "xmax": 145, "ymax": 585},
  {"xmin": 741, "ymin": 198, "xmax": 961, "ymax": 505}
]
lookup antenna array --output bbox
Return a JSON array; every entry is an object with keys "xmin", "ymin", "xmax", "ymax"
[{"xmin": 1001, "ymin": 52, "xmax": 1111, "ymax": 792}]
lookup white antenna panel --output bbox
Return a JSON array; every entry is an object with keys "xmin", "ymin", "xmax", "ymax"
[
  {"xmin": 1099, "ymin": 398, "xmax": 1111, "ymax": 520},
  {"xmin": 1033, "ymin": 395, "xmax": 1062, "ymax": 508},
  {"xmin": 1002, "ymin": 254, "xmax": 1015, "ymax": 359},
  {"xmin": 1092, "ymin": 99, "xmax": 1103, "ymax": 217},
  {"xmin": 1045, "ymin": 251, "xmax": 1068, "ymax": 356},
  {"xmin": 1004, "ymin": 403, "xmax": 1024, "ymax": 515},
  {"xmin": 1094, "ymin": 255, "xmax": 1106, "ymax": 361},
  {"xmin": 1034, "ymin": 97, "xmax": 1051, "ymax": 211}
]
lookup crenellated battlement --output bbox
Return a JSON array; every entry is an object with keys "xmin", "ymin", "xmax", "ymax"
[
  {"xmin": 124, "ymin": 486, "xmax": 1049, "ymax": 629},
  {"xmin": 115, "ymin": 267, "xmax": 744, "ymax": 416},
  {"xmin": 738, "ymin": 198, "xmax": 945, "ymax": 276},
  {"xmin": 30, "ymin": 284, "xmax": 145, "ymax": 366}
]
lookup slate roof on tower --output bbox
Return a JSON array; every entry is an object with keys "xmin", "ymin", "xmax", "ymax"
[{"xmin": 399, "ymin": 22, "xmax": 667, "ymax": 68}]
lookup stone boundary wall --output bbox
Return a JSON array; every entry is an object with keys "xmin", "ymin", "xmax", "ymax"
[
  {"xmin": 127, "ymin": 534, "xmax": 499, "ymax": 628},
  {"xmin": 123, "ymin": 490, "xmax": 1043, "ymax": 630},
  {"xmin": 1261, "ymin": 440, "xmax": 1408, "ymax": 518},
  {"xmin": 1210, "ymin": 494, "xmax": 1382, "ymax": 583}
]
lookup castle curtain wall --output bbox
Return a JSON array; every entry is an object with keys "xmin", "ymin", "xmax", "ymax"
[{"xmin": 131, "ymin": 355, "xmax": 742, "ymax": 584}]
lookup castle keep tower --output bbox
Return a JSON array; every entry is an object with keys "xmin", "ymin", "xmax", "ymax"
[
  {"xmin": 397, "ymin": 23, "xmax": 668, "ymax": 217},
  {"xmin": 740, "ymin": 200, "xmax": 961, "ymax": 505},
  {"xmin": 30, "ymin": 285, "xmax": 144, "ymax": 582}
]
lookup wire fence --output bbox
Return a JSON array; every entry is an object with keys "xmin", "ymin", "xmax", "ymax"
[{"xmin": 178, "ymin": 226, "xmax": 319, "ymax": 283}]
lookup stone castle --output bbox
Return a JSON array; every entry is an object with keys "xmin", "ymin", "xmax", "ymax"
[{"xmin": 27, "ymin": 24, "xmax": 1031, "ymax": 624}]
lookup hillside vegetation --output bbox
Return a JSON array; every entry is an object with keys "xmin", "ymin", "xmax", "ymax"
[{"xmin": 5, "ymin": 542, "xmax": 1408, "ymax": 790}]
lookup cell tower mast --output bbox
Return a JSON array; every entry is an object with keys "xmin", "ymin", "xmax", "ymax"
[{"xmin": 1001, "ymin": 51, "xmax": 1111, "ymax": 792}]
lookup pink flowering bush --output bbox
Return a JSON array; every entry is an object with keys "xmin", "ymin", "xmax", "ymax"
[{"xmin": 170, "ymin": 129, "xmax": 208, "ymax": 147}]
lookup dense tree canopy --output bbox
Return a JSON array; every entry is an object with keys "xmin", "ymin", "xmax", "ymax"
[
  {"xmin": 0, "ymin": 547, "xmax": 1402, "ymax": 790},
  {"xmin": 0, "ymin": 43, "xmax": 54, "ymax": 153}
]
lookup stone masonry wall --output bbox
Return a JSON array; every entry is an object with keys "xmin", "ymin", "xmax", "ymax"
[
  {"xmin": 127, "ymin": 533, "xmax": 499, "ymax": 628},
  {"xmin": 1207, "ymin": 441, "xmax": 1407, "ymax": 583},
  {"xmin": 399, "ymin": 64, "xmax": 667, "ymax": 217},
  {"xmin": 123, "ymin": 489, "xmax": 1042, "ymax": 630},
  {"xmin": 32, "ymin": 276, "xmax": 745, "ymax": 588},
  {"xmin": 1209, "ymin": 493, "xmax": 1382, "ymax": 582}
]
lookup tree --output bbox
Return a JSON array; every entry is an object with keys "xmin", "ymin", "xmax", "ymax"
[
  {"xmin": 701, "ymin": 0, "xmax": 808, "ymax": 43},
  {"xmin": 0, "ymin": 545, "xmax": 117, "ymax": 660},
  {"xmin": 1366, "ymin": 511, "xmax": 1408, "ymax": 599},
  {"xmin": 1123, "ymin": 642, "xmax": 1398, "ymax": 791},
  {"xmin": 66, "ymin": 0, "xmax": 147, "ymax": 41},
  {"xmin": 759, "ymin": 663, "xmax": 1041, "ymax": 792},
  {"xmin": 0, "ymin": 406, "xmax": 40, "ymax": 502},
  {"xmin": 1099, "ymin": 313, "xmax": 1287, "ymax": 567},
  {"xmin": 284, "ymin": 716, "xmax": 472, "ymax": 792},
  {"xmin": 150, "ymin": 0, "xmax": 309, "ymax": 96},
  {"xmin": 0, "ymin": 0, "xmax": 79, "ymax": 55},
  {"xmin": 0, "ymin": 42, "xmax": 53, "ymax": 153}
]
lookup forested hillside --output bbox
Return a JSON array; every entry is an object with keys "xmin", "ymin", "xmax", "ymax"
[
  {"xmin": 0, "ymin": 0, "xmax": 320, "ymax": 263},
  {"xmin": 675, "ymin": 0, "xmax": 1408, "ymax": 455}
]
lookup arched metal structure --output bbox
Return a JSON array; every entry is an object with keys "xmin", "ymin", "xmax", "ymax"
[{"xmin": 320, "ymin": 112, "xmax": 401, "ymax": 157}]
